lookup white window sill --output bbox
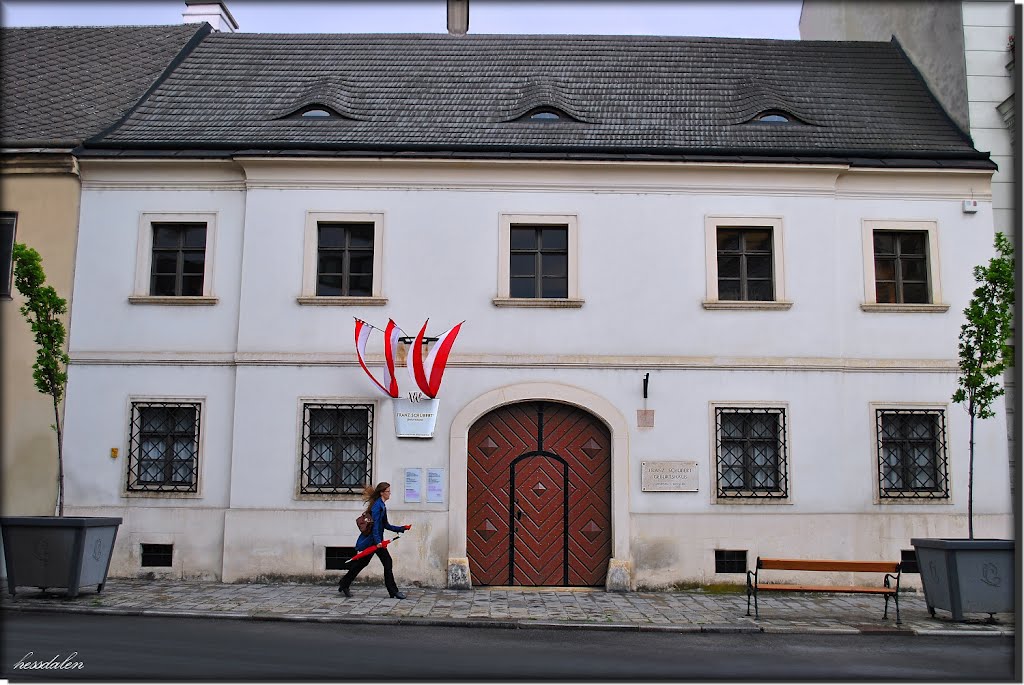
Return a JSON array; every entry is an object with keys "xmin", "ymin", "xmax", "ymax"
[
  {"xmin": 128, "ymin": 296, "xmax": 218, "ymax": 306},
  {"xmin": 123, "ymin": 490, "xmax": 202, "ymax": 499},
  {"xmin": 296, "ymin": 296, "xmax": 388, "ymax": 306},
  {"xmin": 294, "ymin": 492, "xmax": 366, "ymax": 501},
  {"xmin": 860, "ymin": 303, "xmax": 950, "ymax": 313},
  {"xmin": 492, "ymin": 297, "xmax": 585, "ymax": 308},
  {"xmin": 712, "ymin": 497, "xmax": 792, "ymax": 505},
  {"xmin": 702, "ymin": 300, "xmax": 793, "ymax": 311},
  {"xmin": 876, "ymin": 496, "xmax": 952, "ymax": 505}
]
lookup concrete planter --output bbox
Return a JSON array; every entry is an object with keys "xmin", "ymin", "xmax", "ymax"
[
  {"xmin": 1, "ymin": 517, "xmax": 122, "ymax": 598},
  {"xmin": 911, "ymin": 538, "xmax": 1014, "ymax": 621}
]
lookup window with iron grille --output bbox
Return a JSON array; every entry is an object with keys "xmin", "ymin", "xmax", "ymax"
[
  {"xmin": 150, "ymin": 222, "xmax": 207, "ymax": 296},
  {"xmin": 715, "ymin": 549, "xmax": 748, "ymax": 573},
  {"xmin": 127, "ymin": 402, "xmax": 200, "ymax": 492},
  {"xmin": 301, "ymin": 403, "xmax": 373, "ymax": 495},
  {"xmin": 140, "ymin": 543, "xmax": 173, "ymax": 567},
  {"xmin": 509, "ymin": 224, "xmax": 568, "ymax": 298},
  {"xmin": 715, "ymin": 407, "xmax": 788, "ymax": 499},
  {"xmin": 716, "ymin": 227, "xmax": 774, "ymax": 301},
  {"xmin": 873, "ymin": 231, "xmax": 930, "ymax": 304},
  {"xmin": 876, "ymin": 408, "xmax": 948, "ymax": 499},
  {"xmin": 316, "ymin": 222, "xmax": 374, "ymax": 297},
  {"xmin": 0, "ymin": 212, "xmax": 16, "ymax": 299}
]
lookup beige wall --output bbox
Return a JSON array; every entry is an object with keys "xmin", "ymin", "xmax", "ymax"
[{"xmin": 1, "ymin": 157, "xmax": 81, "ymax": 515}]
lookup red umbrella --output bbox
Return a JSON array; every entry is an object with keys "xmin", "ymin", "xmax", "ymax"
[{"xmin": 346, "ymin": 533, "xmax": 400, "ymax": 565}]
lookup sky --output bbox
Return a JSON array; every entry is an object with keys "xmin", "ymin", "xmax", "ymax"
[{"xmin": 0, "ymin": 0, "xmax": 803, "ymax": 39}]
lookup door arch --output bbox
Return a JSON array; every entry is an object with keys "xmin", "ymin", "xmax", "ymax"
[{"xmin": 467, "ymin": 401, "xmax": 611, "ymax": 586}]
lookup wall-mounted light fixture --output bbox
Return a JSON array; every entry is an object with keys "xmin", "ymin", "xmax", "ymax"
[{"xmin": 642, "ymin": 373, "xmax": 649, "ymax": 399}]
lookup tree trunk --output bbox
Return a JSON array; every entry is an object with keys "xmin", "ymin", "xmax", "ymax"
[
  {"xmin": 53, "ymin": 395, "xmax": 64, "ymax": 518},
  {"xmin": 968, "ymin": 401, "xmax": 975, "ymax": 540}
]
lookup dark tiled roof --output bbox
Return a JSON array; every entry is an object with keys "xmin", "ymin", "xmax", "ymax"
[
  {"xmin": 1, "ymin": 24, "xmax": 208, "ymax": 147},
  {"xmin": 88, "ymin": 33, "xmax": 988, "ymax": 165}
]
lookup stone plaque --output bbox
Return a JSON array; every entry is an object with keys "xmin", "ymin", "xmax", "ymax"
[{"xmin": 641, "ymin": 461, "xmax": 698, "ymax": 492}]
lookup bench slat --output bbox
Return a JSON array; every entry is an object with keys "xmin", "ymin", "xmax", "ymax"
[
  {"xmin": 758, "ymin": 558, "xmax": 899, "ymax": 573},
  {"xmin": 754, "ymin": 583, "xmax": 895, "ymax": 594}
]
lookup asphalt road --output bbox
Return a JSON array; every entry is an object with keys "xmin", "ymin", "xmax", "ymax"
[{"xmin": 1, "ymin": 612, "xmax": 1016, "ymax": 680}]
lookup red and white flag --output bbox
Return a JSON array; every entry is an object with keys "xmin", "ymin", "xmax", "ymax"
[
  {"xmin": 407, "ymin": 319, "xmax": 464, "ymax": 399},
  {"xmin": 353, "ymin": 318, "xmax": 403, "ymax": 398}
]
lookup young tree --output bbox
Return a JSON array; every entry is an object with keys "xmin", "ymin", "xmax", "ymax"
[
  {"xmin": 12, "ymin": 243, "xmax": 70, "ymax": 517},
  {"xmin": 952, "ymin": 232, "xmax": 1015, "ymax": 539}
]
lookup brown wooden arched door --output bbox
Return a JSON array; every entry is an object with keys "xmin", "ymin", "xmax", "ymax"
[{"xmin": 467, "ymin": 401, "xmax": 611, "ymax": 586}]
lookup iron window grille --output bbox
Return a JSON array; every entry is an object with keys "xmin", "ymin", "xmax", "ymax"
[
  {"xmin": 873, "ymin": 230, "xmax": 930, "ymax": 304},
  {"xmin": 876, "ymin": 408, "xmax": 948, "ymax": 499},
  {"xmin": 509, "ymin": 224, "xmax": 568, "ymax": 298},
  {"xmin": 127, "ymin": 402, "xmax": 200, "ymax": 492},
  {"xmin": 715, "ymin": 407, "xmax": 788, "ymax": 499},
  {"xmin": 316, "ymin": 222, "xmax": 374, "ymax": 296},
  {"xmin": 0, "ymin": 212, "xmax": 16, "ymax": 299},
  {"xmin": 715, "ymin": 549, "xmax": 748, "ymax": 573},
  {"xmin": 716, "ymin": 227, "xmax": 774, "ymax": 301},
  {"xmin": 300, "ymin": 403, "xmax": 373, "ymax": 495},
  {"xmin": 150, "ymin": 222, "xmax": 207, "ymax": 296}
]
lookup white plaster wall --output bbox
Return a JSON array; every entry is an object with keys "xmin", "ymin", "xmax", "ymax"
[{"xmin": 66, "ymin": 159, "xmax": 1010, "ymax": 585}]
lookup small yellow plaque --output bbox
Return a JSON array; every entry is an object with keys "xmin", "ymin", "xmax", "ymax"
[{"xmin": 110, "ymin": 447, "xmax": 119, "ymax": 459}]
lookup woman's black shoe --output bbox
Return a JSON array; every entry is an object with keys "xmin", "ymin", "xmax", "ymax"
[
  {"xmin": 390, "ymin": 591, "xmax": 407, "ymax": 600},
  {"xmin": 339, "ymin": 586, "xmax": 352, "ymax": 598}
]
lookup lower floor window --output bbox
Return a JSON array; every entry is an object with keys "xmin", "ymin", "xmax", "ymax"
[
  {"xmin": 127, "ymin": 402, "xmax": 200, "ymax": 492},
  {"xmin": 715, "ymin": 406, "xmax": 788, "ymax": 499},
  {"xmin": 301, "ymin": 403, "xmax": 373, "ymax": 494},
  {"xmin": 876, "ymin": 408, "xmax": 948, "ymax": 499}
]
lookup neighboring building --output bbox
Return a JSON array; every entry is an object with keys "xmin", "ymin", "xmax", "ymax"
[
  {"xmin": 63, "ymin": 29, "xmax": 1010, "ymax": 590},
  {"xmin": 800, "ymin": 0, "xmax": 1017, "ymax": 492},
  {"xmin": 0, "ymin": 23, "xmax": 211, "ymax": 517}
]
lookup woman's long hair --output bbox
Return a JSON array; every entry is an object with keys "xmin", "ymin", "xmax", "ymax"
[{"xmin": 362, "ymin": 481, "xmax": 390, "ymax": 514}]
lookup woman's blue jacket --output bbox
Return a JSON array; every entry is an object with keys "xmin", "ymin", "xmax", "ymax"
[{"xmin": 355, "ymin": 498, "xmax": 405, "ymax": 551}]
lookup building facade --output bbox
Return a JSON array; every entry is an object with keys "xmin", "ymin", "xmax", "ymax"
[{"xmin": 61, "ymin": 33, "xmax": 1010, "ymax": 590}]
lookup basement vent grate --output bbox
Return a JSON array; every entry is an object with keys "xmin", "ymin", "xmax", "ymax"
[
  {"xmin": 900, "ymin": 549, "xmax": 919, "ymax": 574},
  {"xmin": 140, "ymin": 543, "xmax": 173, "ymax": 567},
  {"xmin": 326, "ymin": 546, "xmax": 356, "ymax": 570},
  {"xmin": 715, "ymin": 549, "xmax": 748, "ymax": 574}
]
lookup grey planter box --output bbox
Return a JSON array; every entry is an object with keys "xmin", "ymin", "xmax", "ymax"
[
  {"xmin": 1, "ymin": 517, "xmax": 122, "ymax": 598},
  {"xmin": 911, "ymin": 538, "xmax": 1014, "ymax": 621}
]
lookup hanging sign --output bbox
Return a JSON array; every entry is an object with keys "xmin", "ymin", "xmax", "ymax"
[{"xmin": 353, "ymin": 317, "xmax": 464, "ymax": 439}]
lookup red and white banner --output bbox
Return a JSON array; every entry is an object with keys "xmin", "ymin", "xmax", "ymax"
[
  {"xmin": 353, "ymin": 317, "xmax": 463, "ymax": 401},
  {"xmin": 353, "ymin": 317, "xmax": 403, "ymax": 398}
]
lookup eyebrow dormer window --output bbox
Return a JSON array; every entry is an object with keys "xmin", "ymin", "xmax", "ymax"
[
  {"xmin": 753, "ymin": 110, "xmax": 795, "ymax": 123},
  {"xmin": 302, "ymin": 109, "xmax": 332, "ymax": 118},
  {"xmin": 530, "ymin": 110, "xmax": 561, "ymax": 121}
]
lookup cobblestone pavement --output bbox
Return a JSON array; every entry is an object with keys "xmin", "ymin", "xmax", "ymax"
[{"xmin": 1, "ymin": 579, "xmax": 1013, "ymax": 636}]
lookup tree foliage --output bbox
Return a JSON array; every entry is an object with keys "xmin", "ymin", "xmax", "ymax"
[{"xmin": 12, "ymin": 243, "xmax": 70, "ymax": 515}]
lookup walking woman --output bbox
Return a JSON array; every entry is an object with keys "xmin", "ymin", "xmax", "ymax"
[{"xmin": 339, "ymin": 482, "xmax": 411, "ymax": 599}]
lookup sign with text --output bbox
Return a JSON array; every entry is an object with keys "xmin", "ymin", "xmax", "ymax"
[
  {"xmin": 641, "ymin": 461, "xmax": 698, "ymax": 492},
  {"xmin": 426, "ymin": 468, "xmax": 445, "ymax": 503},
  {"xmin": 404, "ymin": 468, "xmax": 422, "ymax": 503},
  {"xmin": 393, "ymin": 397, "xmax": 440, "ymax": 438}
]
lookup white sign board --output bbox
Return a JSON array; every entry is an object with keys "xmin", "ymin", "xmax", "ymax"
[
  {"xmin": 641, "ymin": 461, "xmax": 698, "ymax": 492},
  {"xmin": 393, "ymin": 398, "xmax": 440, "ymax": 438},
  {"xmin": 426, "ymin": 468, "xmax": 446, "ymax": 503},
  {"xmin": 404, "ymin": 468, "xmax": 422, "ymax": 503}
]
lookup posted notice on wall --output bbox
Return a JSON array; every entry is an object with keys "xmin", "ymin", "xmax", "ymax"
[
  {"xmin": 404, "ymin": 468, "xmax": 422, "ymax": 503},
  {"xmin": 426, "ymin": 468, "xmax": 445, "ymax": 503},
  {"xmin": 641, "ymin": 460, "xmax": 698, "ymax": 492}
]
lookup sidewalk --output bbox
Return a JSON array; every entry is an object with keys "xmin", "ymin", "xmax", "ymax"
[{"xmin": 1, "ymin": 579, "xmax": 1014, "ymax": 636}]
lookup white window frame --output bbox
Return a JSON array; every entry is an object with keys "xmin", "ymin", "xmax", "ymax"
[
  {"xmin": 122, "ymin": 396, "xmax": 206, "ymax": 499},
  {"xmin": 493, "ymin": 213, "xmax": 583, "ymax": 308},
  {"xmin": 703, "ymin": 216, "xmax": 790, "ymax": 310},
  {"xmin": 298, "ymin": 211, "xmax": 386, "ymax": 306},
  {"xmin": 1, "ymin": 212, "xmax": 16, "ymax": 300},
  {"xmin": 860, "ymin": 220, "xmax": 948, "ymax": 313},
  {"xmin": 870, "ymin": 402, "xmax": 951, "ymax": 504},
  {"xmin": 293, "ymin": 397, "xmax": 378, "ymax": 500},
  {"xmin": 130, "ymin": 212, "xmax": 218, "ymax": 305},
  {"xmin": 709, "ymin": 401, "xmax": 792, "ymax": 504}
]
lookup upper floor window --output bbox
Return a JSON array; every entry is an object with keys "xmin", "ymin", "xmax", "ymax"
[
  {"xmin": 299, "ymin": 212, "xmax": 385, "ymax": 305},
  {"xmin": 131, "ymin": 212, "xmax": 217, "ymax": 305},
  {"xmin": 317, "ymin": 222, "xmax": 374, "ymax": 297},
  {"xmin": 713, "ymin": 405, "xmax": 790, "ymax": 501},
  {"xmin": 703, "ymin": 216, "xmax": 789, "ymax": 310},
  {"xmin": 300, "ymin": 402, "xmax": 374, "ymax": 495},
  {"xmin": 716, "ymin": 227, "xmax": 774, "ymax": 301},
  {"xmin": 510, "ymin": 224, "xmax": 568, "ymax": 298},
  {"xmin": 0, "ymin": 212, "xmax": 16, "ymax": 299},
  {"xmin": 873, "ymin": 230, "xmax": 929, "ymax": 304},
  {"xmin": 874, "ymin": 407, "xmax": 949, "ymax": 501},
  {"xmin": 494, "ymin": 214, "xmax": 582, "ymax": 308},
  {"xmin": 150, "ymin": 223, "xmax": 207, "ymax": 296},
  {"xmin": 127, "ymin": 401, "xmax": 201, "ymax": 493},
  {"xmin": 860, "ymin": 220, "xmax": 946, "ymax": 312}
]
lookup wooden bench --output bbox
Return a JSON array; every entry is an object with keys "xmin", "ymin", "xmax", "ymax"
[{"xmin": 746, "ymin": 557, "xmax": 902, "ymax": 624}]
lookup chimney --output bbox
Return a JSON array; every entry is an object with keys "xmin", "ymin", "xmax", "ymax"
[
  {"xmin": 183, "ymin": 1, "xmax": 239, "ymax": 33},
  {"xmin": 447, "ymin": 0, "xmax": 468, "ymax": 35}
]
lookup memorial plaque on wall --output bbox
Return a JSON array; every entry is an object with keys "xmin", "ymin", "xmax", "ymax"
[{"xmin": 641, "ymin": 461, "xmax": 698, "ymax": 492}]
